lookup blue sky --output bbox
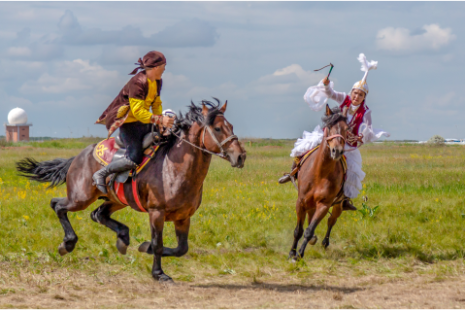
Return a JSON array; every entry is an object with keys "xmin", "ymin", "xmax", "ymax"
[{"xmin": 0, "ymin": 2, "xmax": 464, "ymax": 140}]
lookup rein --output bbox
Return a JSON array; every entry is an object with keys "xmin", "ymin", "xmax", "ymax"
[
  {"xmin": 324, "ymin": 127, "xmax": 346, "ymax": 148},
  {"xmin": 170, "ymin": 125, "xmax": 238, "ymax": 160},
  {"xmin": 324, "ymin": 127, "xmax": 364, "ymax": 152}
]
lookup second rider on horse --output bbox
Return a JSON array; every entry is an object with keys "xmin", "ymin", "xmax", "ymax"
[
  {"xmin": 93, "ymin": 50, "xmax": 175, "ymax": 194},
  {"xmin": 279, "ymin": 53, "xmax": 390, "ymax": 211}
]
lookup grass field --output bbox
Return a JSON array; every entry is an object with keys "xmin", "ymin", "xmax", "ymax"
[{"xmin": 0, "ymin": 138, "xmax": 465, "ymax": 308}]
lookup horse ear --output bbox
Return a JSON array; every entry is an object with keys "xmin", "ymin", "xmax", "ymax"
[
  {"xmin": 342, "ymin": 106, "xmax": 348, "ymax": 117},
  {"xmin": 202, "ymin": 104, "xmax": 209, "ymax": 116},
  {"xmin": 220, "ymin": 100, "xmax": 228, "ymax": 113},
  {"xmin": 325, "ymin": 104, "xmax": 333, "ymax": 116}
]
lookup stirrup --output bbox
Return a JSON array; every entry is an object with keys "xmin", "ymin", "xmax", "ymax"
[
  {"xmin": 278, "ymin": 174, "xmax": 291, "ymax": 184},
  {"xmin": 342, "ymin": 198, "xmax": 357, "ymax": 211}
]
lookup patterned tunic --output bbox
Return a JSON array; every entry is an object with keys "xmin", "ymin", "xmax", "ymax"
[{"xmin": 96, "ymin": 71, "xmax": 163, "ymax": 138}]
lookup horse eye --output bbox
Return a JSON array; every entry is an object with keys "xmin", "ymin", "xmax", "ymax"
[{"xmin": 215, "ymin": 127, "xmax": 221, "ymax": 132}]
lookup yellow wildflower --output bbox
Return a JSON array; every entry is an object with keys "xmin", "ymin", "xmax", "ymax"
[{"xmin": 23, "ymin": 215, "xmax": 30, "ymax": 221}]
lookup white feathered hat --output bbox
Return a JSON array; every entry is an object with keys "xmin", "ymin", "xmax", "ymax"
[{"xmin": 351, "ymin": 53, "xmax": 378, "ymax": 95}]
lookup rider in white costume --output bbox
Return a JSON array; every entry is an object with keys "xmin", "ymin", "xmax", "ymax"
[{"xmin": 279, "ymin": 53, "xmax": 390, "ymax": 211}]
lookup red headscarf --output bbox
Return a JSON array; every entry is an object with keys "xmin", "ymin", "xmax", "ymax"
[{"xmin": 129, "ymin": 51, "xmax": 166, "ymax": 75}]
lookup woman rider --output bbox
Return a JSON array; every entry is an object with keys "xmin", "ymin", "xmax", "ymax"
[
  {"xmin": 279, "ymin": 53, "xmax": 390, "ymax": 211},
  {"xmin": 93, "ymin": 50, "xmax": 175, "ymax": 194}
]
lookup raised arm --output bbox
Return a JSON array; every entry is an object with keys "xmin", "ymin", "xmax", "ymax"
[
  {"xmin": 322, "ymin": 77, "xmax": 347, "ymax": 105},
  {"xmin": 303, "ymin": 78, "xmax": 347, "ymax": 111}
]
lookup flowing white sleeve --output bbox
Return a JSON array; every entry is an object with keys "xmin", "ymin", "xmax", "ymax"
[
  {"xmin": 303, "ymin": 79, "xmax": 347, "ymax": 111},
  {"xmin": 359, "ymin": 110, "xmax": 390, "ymax": 144}
]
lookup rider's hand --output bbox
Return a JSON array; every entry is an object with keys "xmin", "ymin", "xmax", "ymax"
[
  {"xmin": 323, "ymin": 77, "xmax": 330, "ymax": 86},
  {"xmin": 162, "ymin": 115, "xmax": 175, "ymax": 129}
]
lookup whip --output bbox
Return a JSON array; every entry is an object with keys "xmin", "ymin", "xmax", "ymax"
[{"xmin": 314, "ymin": 63, "xmax": 334, "ymax": 79}]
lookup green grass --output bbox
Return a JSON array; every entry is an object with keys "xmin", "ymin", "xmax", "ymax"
[{"xmin": 1, "ymin": 138, "xmax": 465, "ymax": 283}]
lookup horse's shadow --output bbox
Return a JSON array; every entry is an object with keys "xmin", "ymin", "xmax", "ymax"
[{"xmin": 193, "ymin": 282, "xmax": 362, "ymax": 294}]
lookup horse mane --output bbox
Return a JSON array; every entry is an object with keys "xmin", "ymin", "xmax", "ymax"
[
  {"xmin": 321, "ymin": 106, "xmax": 347, "ymax": 129},
  {"xmin": 160, "ymin": 98, "xmax": 224, "ymax": 154}
]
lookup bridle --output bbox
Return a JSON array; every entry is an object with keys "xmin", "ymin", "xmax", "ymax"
[
  {"xmin": 201, "ymin": 124, "xmax": 238, "ymax": 157},
  {"xmin": 170, "ymin": 115, "xmax": 238, "ymax": 160},
  {"xmin": 324, "ymin": 127, "xmax": 346, "ymax": 148},
  {"xmin": 324, "ymin": 124, "xmax": 364, "ymax": 152}
]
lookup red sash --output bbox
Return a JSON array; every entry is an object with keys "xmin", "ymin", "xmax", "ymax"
[{"xmin": 339, "ymin": 96, "xmax": 368, "ymax": 147}]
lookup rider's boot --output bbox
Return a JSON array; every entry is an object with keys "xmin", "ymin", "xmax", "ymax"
[
  {"xmin": 342, "ymin": 196, "xmax": 357, "ymax": 211},
  {"xmin": 92, "ymin": 157, "xmax": 138, "ymax": 194},
  {"xmin": 278, "ymin": 160, "xmax": 297, "ymax": 184}
]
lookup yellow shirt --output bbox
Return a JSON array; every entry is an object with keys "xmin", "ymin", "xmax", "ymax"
[{"xmin": 124, "ymin": 78, "xmax": 162, "ymax": 124}]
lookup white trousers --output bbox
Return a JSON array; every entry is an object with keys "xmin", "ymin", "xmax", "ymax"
[{"xmin": 290, "ymin": 125, "xmax": 365, "ymax": 199}]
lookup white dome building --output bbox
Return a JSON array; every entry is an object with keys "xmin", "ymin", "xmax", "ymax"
[
  {"xmin": 8, "ymin": 108, "xmax": 28, "ymax": 125},
  {"xmin": 5, "ymin": 107, "xmax": 32, "ymax": 142}
]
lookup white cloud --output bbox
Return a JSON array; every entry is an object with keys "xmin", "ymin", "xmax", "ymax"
[
  {"xmin": 250, "ymin": 64, "xmax": 324, "ymax": 96},
  {"xmin": 160, "ymin": 64, "xmax": 323, "ymax": 109},
  {"xmin": 99, "ymin": 46, "xmax": 141, "ymax": 65},
  {"xmin": 376, "ymin": 24, "xmax": 456, "ymax": 53},
  {"xmin": 7, "ymin": 47, "xmax": 32, "ymax": 57},
  {"xmin": 20, "ymin": 59, "xmax": 122, "ymax": 94},
  {"xmin": 0, "ymin": 30, "xmax": 17, "ymax": 39}
]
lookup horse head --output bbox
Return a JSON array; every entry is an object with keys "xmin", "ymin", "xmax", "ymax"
[
  {"xmin": 200, "ymin": 100, "xmax": 246, "ymax": 168},
  {"xmin": 323, "ymin": 104, "xmax": 348, "ymax": 161}
]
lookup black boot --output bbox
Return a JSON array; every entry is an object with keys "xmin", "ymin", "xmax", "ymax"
[
  {"xmin": 278, "ymin": 161, "xmax": 297, "ymax": 184},
  {"xmin": 92, "ymin": 157, "xmax": 138, "ymax": 194},
  {"xmin": 342, "ymin": 197, "xmax": 357, "ymax": 211}
]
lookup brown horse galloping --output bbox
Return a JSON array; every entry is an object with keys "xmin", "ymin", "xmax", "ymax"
[
  {"xmin": 289, "ymin": 104, "xmax": 349, "ymax": 261},
  {"xmin": 17, "ymin": 100, "xmax": 246, "ymax": 282}
]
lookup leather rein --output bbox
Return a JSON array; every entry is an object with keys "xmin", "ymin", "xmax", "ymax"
[
  {"xmin": 324, "ymin": 127, "xmax": 346, "ymax": 147},
  {"xmin": 324, "ymin": 127, "xmax": 364, "ymax": 151},
  {"xmin": 170, "ymin": 121, "xmax": 238, "ymax": 160}
]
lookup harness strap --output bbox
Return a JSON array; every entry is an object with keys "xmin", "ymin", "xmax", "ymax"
[
  {"xmin": 114, "ymin": 181, "xmax": 128, "ymax": 205},
  {"xmin": 172, "ymin": 124, "xmax": 238, "ymax": 160},
  {"xmin": 132, "ymin": 177, "xmax": 147, "ymax": 213}
]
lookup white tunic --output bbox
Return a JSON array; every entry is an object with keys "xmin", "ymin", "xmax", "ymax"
[{"xmin": 290, "ymin": 79, "xmax": 390, "ymax": 198}]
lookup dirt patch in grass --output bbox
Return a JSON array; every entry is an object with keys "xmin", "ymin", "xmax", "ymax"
[{"xmin": 0, "ymin": 265, "xmax": 464, "ymax": 308}]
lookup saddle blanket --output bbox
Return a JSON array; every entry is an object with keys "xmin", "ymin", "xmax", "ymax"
[
  {"xmin": 92, "ymin": 137, "xmax": 160, "ymax": 212},
  {"xmin": 92, "ymin": 137, "xmax": 159, "ymax": 176}
]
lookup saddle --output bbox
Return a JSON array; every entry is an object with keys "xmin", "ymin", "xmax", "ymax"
[
  {"xmin": 92, "ymin": 132, "xmax": 164, "ymax": 212},
  {"xmin": 290, "ymin": 145, "xmax": 348, "ymax": 206}
]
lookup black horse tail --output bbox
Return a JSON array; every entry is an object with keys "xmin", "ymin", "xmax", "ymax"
[{"xmin": 16, "ymin": 157, "xmax": 76, "ymax": 188}]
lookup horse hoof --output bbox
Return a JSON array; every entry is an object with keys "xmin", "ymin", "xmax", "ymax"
[
  {"xmin": 116, "ymin": 238, "xmax": 128, "ymax": 255},
  {"xmin": 309, "ymin": 236, "xmax": 318, "ymax": 245},
  {"xmin": 322, "ymin": 238, "xmax": 330, "ymax": 249},
  {"xmin": 157, "ymin": 274, "xmax": 174, "ymax": 284},
  {"xmin": 58, "ymin": 243, "xmax": 69, "ymax": 256},
  {"xmin": 138, "ymin": 242, "xmax": 151, "ymax": 254}
]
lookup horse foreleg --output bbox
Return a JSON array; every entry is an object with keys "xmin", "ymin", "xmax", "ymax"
[
  {"xmin": 51, "ymin": 196, "xmax": 94, "ymax": 256},
  {"xmin": 298, "ymin": 203, "xmax": 330, "ymax": 259},
  {"xmin": 322, "ymin": 203, "xmax": 343, "ymax": 249},
  {"xmin": 90, "ymin": 202, "xmax": 129, "ymax": 254},
  {"xmin": 149, "ymin": 209, "xmax": 172, "ymax": 282},
  {"xmin": 162, "ymin": 218, "xmax": 190, "ymax": 257},
  {"xmin": 289, "ymin": 207, "xmax": 305, "ymax": 261}
]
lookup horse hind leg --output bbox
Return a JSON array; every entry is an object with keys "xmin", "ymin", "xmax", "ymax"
[
  {"xmin": 91, "ymin": 202, "xmax": 129, "ymax": 255},
  {"xmin": 51, "ymin": 197, "xmax": 93, "ymax": 256},
  {"xmin": 322, "ymin": 203, "xmax": 343, "ymax": 249}
]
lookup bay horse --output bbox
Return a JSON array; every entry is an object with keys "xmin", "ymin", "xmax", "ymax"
[
  {"xmin": 17, "ymin": 99, "xmax": 246, "ymax": 282},
  {"xmin": 289, "ymin": 104, "xmax": 348, "ymax": 261}
]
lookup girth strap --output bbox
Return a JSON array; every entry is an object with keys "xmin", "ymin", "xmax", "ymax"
[{"xmin": 132, "ymin": 177, "xmax": 147, "ymax": 213}]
